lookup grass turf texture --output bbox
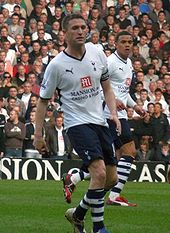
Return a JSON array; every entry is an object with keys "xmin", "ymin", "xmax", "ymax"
[{"xmin": 0, "ymin": 181, "xmax": 169, "ymax": 233}]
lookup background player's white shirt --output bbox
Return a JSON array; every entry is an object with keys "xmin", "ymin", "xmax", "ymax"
[
  {"xmin": 104, "ymin": 51, "xmax": 133, "ymax": 119},
  {"xmin": 40, "ymin": 43, "xmax": 109, "ymax": 129}
]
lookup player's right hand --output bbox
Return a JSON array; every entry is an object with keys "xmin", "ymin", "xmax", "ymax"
[{"xmin": 116, "ymin": 99, "xmax": 127, "ymax": 111}]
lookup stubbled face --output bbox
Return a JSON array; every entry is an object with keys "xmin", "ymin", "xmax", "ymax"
[
  {"xmin": 9, "ymin": 110, "xmax": 18, "ymax": 121},
  {"xmin": 115, "ymin": 35, "xmax": 133, "ymax": 60},
  {"xmin": 55, "ymin": 117, "xmax": 63, "ymax": 128},
  {"xmin": 65, "ymin": 18, "xmax": 87, "ymax": 47},
  {"xmin": 154, "ymin": 103, "xmax": 162, "ymax": 114}
]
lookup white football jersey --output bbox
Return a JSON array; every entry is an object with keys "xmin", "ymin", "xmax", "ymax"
[
  {"xmin": 104, "ymin": 51, "xmax": 133, "ymax": 119},
  {"xmin": 40, "ymin": 43, "xmax": 109, "ymax": 129}
]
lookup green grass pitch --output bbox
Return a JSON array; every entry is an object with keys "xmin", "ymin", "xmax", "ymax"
[{"xmin": 0, "ymin": 180, "xmax": 170, "ymax": 233}]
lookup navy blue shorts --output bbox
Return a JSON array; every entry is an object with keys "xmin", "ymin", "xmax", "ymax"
[
  {"xmin": 67, "ymin": 124, "xmax": 117, "ymax": 167},
  {"xmin": 107, "ymin": 118, "xmax": 133, "ymax": 150}
]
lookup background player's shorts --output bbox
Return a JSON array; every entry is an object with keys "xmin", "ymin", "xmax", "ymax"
[
  {"xmin": 107, "ymin": 118, "xmax": 133, "ymax": 150},
  {"xmin": 67, "ymin": 123, "xmax": 117, "ymax": 168}
]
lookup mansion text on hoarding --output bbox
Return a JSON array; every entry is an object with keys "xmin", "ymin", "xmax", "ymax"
[{"xmin": 0, "ymin": 158, "xmax": 168, "ymax": 182}]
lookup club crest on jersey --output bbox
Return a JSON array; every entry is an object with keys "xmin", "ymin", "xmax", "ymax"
[
  {"xmin": 125, "ymin": 77, "xmax": 131, "ymax": 86},
  {"xmin": 90, "ymin": 61, "xmax": 96, "ymax": 71},
  {"xmin": 81, "ymin": 76, "xmax": 92, "ymax": 88}
]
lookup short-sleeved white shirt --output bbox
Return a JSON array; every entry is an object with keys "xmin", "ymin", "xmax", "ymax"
[
  {"xmin": 40, "ymin": 43, "xmax": 109, "ymax": 129},
  {"xmin": 104, "ymin": 51, "xmax": 133, "ymax": 119}
]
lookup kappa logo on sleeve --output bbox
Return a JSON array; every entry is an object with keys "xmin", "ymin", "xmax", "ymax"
[
  {"xmin": 81, "ymin": 76, "xmax": 92, "ymax": 88},
  {"xmin": 41, "ymin": 80, "xmax": 48, "ymax": 90}
]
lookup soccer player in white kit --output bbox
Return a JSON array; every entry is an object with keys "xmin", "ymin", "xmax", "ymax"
[
  {"xmin": 105, "ymin": 31, "xmax": 145, "ymax": 206},
  {"xmin": 63, "ymin": 31, "xmax": 145, "ymax": 207},
  {"xmin": 33, "ymin": 14, "xmax": 121, "ymax": 233}
]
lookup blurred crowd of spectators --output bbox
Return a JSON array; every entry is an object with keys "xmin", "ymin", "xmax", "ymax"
[{"xmin": 0, "ymin": 0, "xmax": 170, "ymax": 162}]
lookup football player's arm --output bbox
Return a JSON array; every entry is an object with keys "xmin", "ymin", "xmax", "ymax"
[
  {"xmin": 33, "ymin": 59, "xmax": 57, "ymax": 153},
  {"xmin": 101, "ymin": 79, "xmax": 121, "ymax": 134},
  {"xmin": 34, "ymin": 98, "xmax": 48, "ymax": 138},
  {"xmin": 33, "ymin": 98, "xmax": 49, "ymax": 153}
]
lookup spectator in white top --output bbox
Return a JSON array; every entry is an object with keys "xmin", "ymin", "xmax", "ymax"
[
  {"xmin": 0, "ymin": 25, "xmax": 16, "ymax": 44},
  {"xmin": 154, "ymin": 88, "xmax": 170, "ymax": 116},
  {"xmin": 144, "ymin": 64, "xmax": 159, "ymax": 89},
  {"xmin": 3, "ymin": 0, "xmax": 16, "ymax": 16},
  {"xmin": 1, "ymin": 38, "xmax": 17, "ymax": 66},
  {"xmin": 31, "ymin": 20, "xmax": 52, "ymax": 41},
  {"xmin": 14, "ymin": 0, "xmax": 27, "ymax": 18},
  {"xmin": 148, "ymin": 81, "xmax": 157, "ymax": 103},
  {"xmin": 8, "ymin": 13, "xmax": 23, "ymax": 38},
  {"xmin": 1, "ymin": 7, "xmax": 12, "ymax": 25},
  {"xmin": 47, "ymin": 0, "xmax": 56, "ymax": 17},
  {"xmin": 19, "ymin": 82, "xmax": 33, "ymax": 111},
  {"xmin": 90, "ymin": 31, "xmax": 104, "ymax": 51},
  {"xmin": 137, "ymin": 34, "xmax": 150, "ymax": 61},
  {"xmin": 139, "ymin": 88, "xmax": 150, "ymax": 110}
]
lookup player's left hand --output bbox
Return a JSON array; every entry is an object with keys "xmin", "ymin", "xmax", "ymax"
[
  {"xmin": 110, "ymin": 115, "xmax": 121, "ymax": 136},
  {"xmin": 134, "ymin": 105, "xmax": 146, "ymax": 117},
  {"xmin": 33, "ymin": 136, "xmax": 49, "ymax": 155}
]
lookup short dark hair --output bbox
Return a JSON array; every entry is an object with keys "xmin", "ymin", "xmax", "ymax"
[
  {"xmin": 140, "ymin": 88, "xmax": 148, "ymax": 94},
  {"xmin": 135, "ymin": 81, "xmax": 143, "ymax": 87},
  {"xmin": 136, "ymin": 70, "xmax": 144, "ymax": 75},
  {"xmin": 155, "ymin": 88, "xmax": 162, "ymax": 94},
  {"xmin": 9, "ymin": 85, "xmax": 18, "ymax": 91},
  {"xmin": 115, "ymin": 31, "xmax": 132, "ymax": 42},
  {"xmin": 158, "ymin": 10, "xmax": 165, "ymax": 16},
  {"xmin": 7, "ymin": 96, "xmax": 16, "ymax": 103},
  {"xmin": 30, "ymin": 94, "xmax": 39, "ymax": 99},
  {"xmin": 1, "ymin": 37, "xmax": 10, "ymax": 43},
  {"xmin": 62, "ymin": 13, "xmax": 85, "ymax": 31},
  {"xmin": 14, "ymin": 5, "xmax": 21, "ymax": 10},
  {"xmin": 154, "ymin": 102, "xmax": 162, "ymax": 108},
  {"xmin": 147, "ymin": 64, "xmax": 155, "ymax": 71},
  {"xmin": 147, "ymin": 102, "xmax": 154, "ymax": 107},
  {"xmin": 119, "ymin": 6, "xmax": 126, "ymax": 12},
  {"xmin": 11, "ymin": 13, "xmax": 20, "ymax": 18},
  {"xmin": 108, "ymin": 6, "xmax": 115, "ymax": 10}
]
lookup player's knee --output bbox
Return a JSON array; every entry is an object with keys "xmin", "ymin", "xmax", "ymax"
[
  {"xmin": 95, "ymin": 167, "xmax": 106, "ymax": 183},
  {"xmin": 89, "ymin": 160, "xmax": 106, "ymax": 185}
]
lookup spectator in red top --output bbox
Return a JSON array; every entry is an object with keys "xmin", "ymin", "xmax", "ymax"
[
  {"xmin": 13, "ymin": 51, "xmax": 32, "ymax": 77},
  {"xmin": 157, "ymin": 31, "xmax": 168, "ymax": 48}
]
